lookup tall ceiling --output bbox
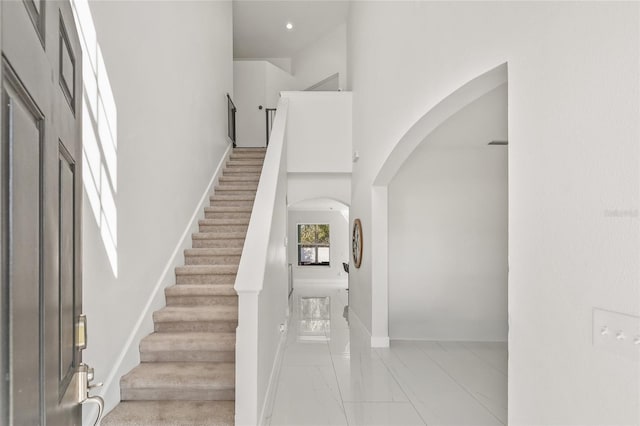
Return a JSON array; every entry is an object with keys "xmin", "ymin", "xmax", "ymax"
[{"xmin": 233, "ymin": 1, "xmax": 349, "ymax": 59}]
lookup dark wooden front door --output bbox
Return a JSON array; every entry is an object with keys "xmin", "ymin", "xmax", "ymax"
[{"xmin": 1, "ymin": 1, "xmax": 84, "ymax": 424}]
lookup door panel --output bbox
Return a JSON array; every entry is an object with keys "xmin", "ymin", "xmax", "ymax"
[
  {"xmin": 1, "ymin": 1, "xmax": 84, "ymax": 425},
  {"xmin": 58, "ymin": 146, "xmax": 75, "ymax": 393},
  {"xmin": 4, "ymin": 70, "xmax": 44, "ymax": 426}
]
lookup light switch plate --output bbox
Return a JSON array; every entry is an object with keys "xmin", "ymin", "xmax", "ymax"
[{"xmin": 593, "ymin": 308, "xmax": 640, "ymax": 359}]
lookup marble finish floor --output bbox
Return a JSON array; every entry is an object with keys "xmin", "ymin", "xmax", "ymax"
[{"xmin": 266, "ymin": 288, "xmax": 507, "ymax": 426}]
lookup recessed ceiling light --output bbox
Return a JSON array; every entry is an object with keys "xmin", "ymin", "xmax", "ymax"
[{"xmin": 285, "ymin": 22, "xmax": 293, "ymax": 31}]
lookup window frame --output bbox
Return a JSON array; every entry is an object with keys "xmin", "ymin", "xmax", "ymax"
[{"xmin": 297, "ymin": 223, "xmax": 331, "ymax": 267}]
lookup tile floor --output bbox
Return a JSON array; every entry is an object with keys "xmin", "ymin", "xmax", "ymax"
[{"xmin": 266, "ymin": 288, "xmax": 507, "ymax": 426}]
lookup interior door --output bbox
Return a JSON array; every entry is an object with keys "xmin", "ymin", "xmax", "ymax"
[{"xmin": 1, "ymin": 1, "xmax": 84, "ymax": 425}]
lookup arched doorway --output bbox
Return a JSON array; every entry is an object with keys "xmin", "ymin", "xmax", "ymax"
[
  {"xmin": 370, "ymin": 63, "xmax": 508, "ymax": 346},
  {"xmin": 287, "ymin": 198, "xmax": 350, "ymax": 290}
]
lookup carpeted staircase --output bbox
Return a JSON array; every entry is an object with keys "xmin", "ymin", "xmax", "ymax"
[{"xmin": 102, "ymin": 148, "xmax": 266, "ymax": 426}]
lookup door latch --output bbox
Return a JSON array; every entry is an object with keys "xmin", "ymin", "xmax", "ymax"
[{"xmin": 77, "ymin": 363, "xmax": 104, "ymax": 426}]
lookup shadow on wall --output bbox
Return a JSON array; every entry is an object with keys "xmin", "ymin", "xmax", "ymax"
[{"xmin": 71, "ymin": 0, "xmax": 118, "ymax": 277}]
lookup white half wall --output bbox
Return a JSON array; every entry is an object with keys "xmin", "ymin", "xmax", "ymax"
[
  {"xmin": 283, "ymin": 91, "xmax": 352, "ymax": 174},
  {"xmin": 348, "ymin": 2, "xmax": 639, "ymax": 425},
  {"xmin": 389, "ymin": 85, "xmax": 508, "ymax": 341},
  {"xmin": 81, "ymin": 0, "xmax": 232, "ymax": 417},
  {"xmin": 288, "ymin": 208, "xmax": 349, "ymax": 288}
]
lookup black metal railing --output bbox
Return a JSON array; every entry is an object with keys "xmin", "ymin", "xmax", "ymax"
[
  {"xmin": 227, "ymin": 93, "xmax": 237, "ymax": 147},
  {"xmin": 265, "ymin": 108, "xmax": 277, "ymax": 146}
]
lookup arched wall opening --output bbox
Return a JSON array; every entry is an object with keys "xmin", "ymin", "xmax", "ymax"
[
  {"xmin": 287, "ymin": 198, "xmax": 350, "ymax": 290},
  {"xmin": 370, "ymin": 63, "xmax": 508, "ymax": 347},
  {"xmin": 388, "ymin": 83, "xmax": 508, "ymax": 341}
]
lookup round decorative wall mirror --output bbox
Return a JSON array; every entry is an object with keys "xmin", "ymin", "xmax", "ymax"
[{"xmin": 352, "ymin": 218, "xmax": 363, "ymax": 268}]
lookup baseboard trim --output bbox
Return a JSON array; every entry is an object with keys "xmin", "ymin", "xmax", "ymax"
[
  {"xmin": 371, "ymin": 336, "xmax": 390, "ymax": 348},
  {"xmin": 98, "ymin": 145, "xmax": 233, "ymax": 414}
]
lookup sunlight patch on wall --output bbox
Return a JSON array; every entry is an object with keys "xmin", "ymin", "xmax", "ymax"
[{"xmin": 72, "ymin": 0, "xmax": 118, "ymax": 277}]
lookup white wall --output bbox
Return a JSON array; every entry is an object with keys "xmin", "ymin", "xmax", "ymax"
[
  {"xmin": 389, "ymin": 85, "xmax": 507, "ymax": 341},
  {"xmin": 288, "ymin": 209, "xmax": 349, "ymax": 288},
  {"xmin": 348, "ymin": 2, "xmax": 639, "ymax": 425},
  {"xmin": 283, "ymin": 91, "xmax": 352, "ymax": 173},
  {"xmin": 234, "ymin": 60, "xmax": 296, "ymax": 147},
  {"xmin": 283, "ymin": 91, "xmax": 353, "ymax": 264},
  {"xmin": 81, "ymin": 0, "xmax": 233, "ymax": 417},
  {"xmin": 234, "ymin": 61, "xmax": 266, "ymax": 147},
  {"xmin": 291, "ymin": 23, "xmax": 347, "ymax": 90},
  {"xmin": 265, "ymin": 63, "xmax": 296, "ymax": 107},
  {"xmin": 236, "ymin": 57, "xmax": 292, "ymax": 74},
  {"xmin": 288, "ymin": 173, "xmax": 351, "ymax": 207}
]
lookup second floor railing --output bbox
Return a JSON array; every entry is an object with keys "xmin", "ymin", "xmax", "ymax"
[
  {"xmin": 227, "ymin": 93, "xmax": 237, "ymax": 147},
  {"xmin": 265, "ymin": 108, "xmax": 276, "ymax": 146}
]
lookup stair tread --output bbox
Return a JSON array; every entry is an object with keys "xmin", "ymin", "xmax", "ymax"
[
  {"xmin": 210, "ymin": 194, "xmax": 256, "ymax": 200},
  {"xmin": 220, "ymin": 173, "xmax": 260, "ymax": 181},
  {"xmin": 197, "ymin": 218, "xmax": 249, "ymax": 225},
  {"xmin": 121, "ymin": 362, "xmax": 235, "ymax": 390},
  {"xmin": 214, "ymin": 184, "xmax": 258, "ymax": 189},
  {"xmin": 193, "ymin": 230, "xmax": 246, "ymax": 237},
  {"xmin": 204, "ymin": 206, "xmax": 253, "ymax": 212},
  {"xmin": 166, "ymin": 284, "xmax": 236, "ymax": 296},
  {"xmin": 175, "ymin": 265, "xmax": 238, "ymax": 275},
  {"xmin": 141, "ymin": 332, "xmax": 235, "ymax": 352},
  {"xmin": 184, "ymin": 248, "xmax": 243, "ymax": 256},
  {"xmin": 102, "ymin": 401, "xmax": 234, "ymax": 426},
  {"xmin": 223, "ymin": 168, "xmax": 262, "ymax": 174},
  {"xmin": 153, "ymin": 306, "xmax": 238, "ymax": 322}
]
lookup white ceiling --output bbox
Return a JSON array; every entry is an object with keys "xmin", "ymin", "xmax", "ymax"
[{"xmin": 233, "ymin": 1, "xmax": 349, "ymax": 59}]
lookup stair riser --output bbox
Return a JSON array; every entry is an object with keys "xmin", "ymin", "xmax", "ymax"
[
  {"xmin": 214, "ymin": 187, "xmax": 258, "ymax": 193},
  {"xmin": 155, "ymin": 321, "xmax": 237, "ymax": 333},
  {"xmin": 218, "ymin": 176, "xmax": 260, "ymax": 183},
  {"xmin": 216, "ymin": 185, "xmax": 257, "ymax": 196},
  {"xmin": 121, "ymin": 388, "xmax": 235, "ymax": 402},
  {"xmin": 184, "ymin": 255, "xmax": 241, "ymax": 265},
  {"xmin": 223, "ymin": 168, "xmax": 262, "ymax": 174},
  {"xmin": 227, "ymin": 161, "xmax": 263, "ymax": 167},
  {"xmin": 229, "ymin": 155, "xmax": 264, "ymax": 160},
  {"xmin": 166, "ymin": 295, "xmax": 237, "ymax": 306},
  {"xmin": 210, "ymin": 194, "xmax": 256, "ymax": 201},
  {"xmin": 140, "ymin": 350, "xmax": 235, "ymax": 363},
  {"xmin": 176, "ymin": 274, "xmax": 236, "ymax": 285},
  {"xmin": 192, "ymin": 239, "xmax": 244, "ymax": 249},
  {"xmin": 199, "ymin": 224, "xmax": 248, "ymax": 233},
  {"xmin": 205, "ymin": 208, "xmax": 253, "ymax": 215},
  {"xmin": 205, "ymin": 212, "xmax": 251, "ymax": 220}
]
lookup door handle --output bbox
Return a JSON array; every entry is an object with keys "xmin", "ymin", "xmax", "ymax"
[{"xmin": 77, "ymin": 363, "xmax": 104, "ymax": 426}]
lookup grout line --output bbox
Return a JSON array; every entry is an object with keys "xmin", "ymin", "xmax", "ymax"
[
  {"xmin": 375, "ymin": 345, "xmax": 429, "ymax": 425},
  {"xmin": 418, "ymin": 342, "xmax": 505, "ymax": 425},
  {"xmin": 461, "ymin": 341, "xmax": 507, "ymax": 377},
  {"xmin": 325, "ymin": 292, "xmax": 350, "ymax": 425}
]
